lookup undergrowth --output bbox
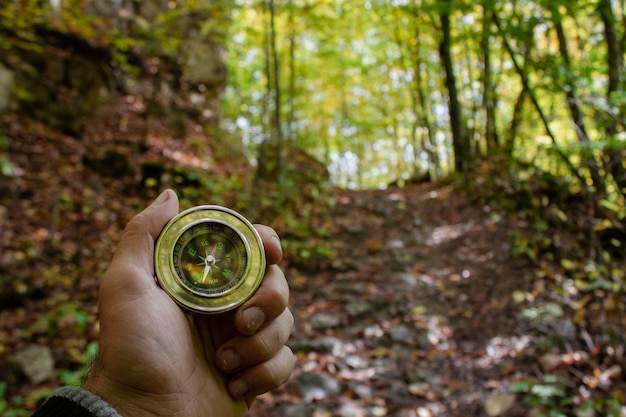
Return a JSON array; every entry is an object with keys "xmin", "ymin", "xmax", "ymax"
[{"xmin": 462, "ymin": 158, "xmax": 626, "ymax": 416}]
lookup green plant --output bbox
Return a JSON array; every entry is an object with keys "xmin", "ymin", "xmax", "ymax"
[
  {"xmin": 520, "ymin": 302, "xmax": 564, "ymax": 322},
  {"xmin": 509, "ymin": 376, "xmax": 623, "ymax": 417},
  {"xmin": 26, "ymin": 301, "xmax": 90, "ymax": 337},
  {"xmin": 510, "ymin": 375, "xmax": 572, "ymax": 417},
  {"xmin": 57, "ymin": 340, "xmax": 99, "ymax": 387},
  {"xmin": 578, "ymin": 398, "xmax": 622, "ymax": 417},
  {"xmin": 0, "ymin": 135, "xmax": 12, "ymax": 177},
  {"xmin": 0, "ymin": 382, "xmax": 29, "ymax": 417}
]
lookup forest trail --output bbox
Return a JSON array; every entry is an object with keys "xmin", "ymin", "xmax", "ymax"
[
  {"xmin": 0, "ymin": 114, "xmax": 543, "ymax": 416},
  {"xmin": 251, "ymin": 182, "xmax": 538, "ymax": 417}
]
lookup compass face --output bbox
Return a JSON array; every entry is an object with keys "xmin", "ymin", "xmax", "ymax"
[
  {"xmin": 175, "ymin": 222, "xmax": 247, "ymax": 296},
  {"xmin": 155, "ymin": 206, "xmax": 266, "ymax": 314}
]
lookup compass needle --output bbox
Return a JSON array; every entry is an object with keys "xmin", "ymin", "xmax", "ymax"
[{"xmin": 201, "ymin": 262, "xmax": 211, "ymax": 284}]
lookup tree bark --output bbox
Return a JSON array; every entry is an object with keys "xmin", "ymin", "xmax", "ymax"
[
  {"xmin": 507, "ymin": 86, "xmax": 528, "ymax": 157},
  {"xmin": 251, "ymin": 0, "xmax": 284, "ymax": 213},
  {"xmin": 552, "ymin": 6, "xmax": 606, "ymax": 194},
  {"xmin": 438, "ymin": 2, "xmax": 469, "ymax": 173},
  {"xmin": 598, "ymin": 0, "xmax": 626, "ymax": 201},
  {"xmin": 392, "ymin": 2, "xmax": 441, "ymax": 178},
  {"xmin": 481, "ymin": 5, "xmax": 499, "ymax": 155}
]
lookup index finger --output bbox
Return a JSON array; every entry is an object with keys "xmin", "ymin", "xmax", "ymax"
[{"xmin": 254, "ymin": 224, "xmax": 283, "ymax": 265}]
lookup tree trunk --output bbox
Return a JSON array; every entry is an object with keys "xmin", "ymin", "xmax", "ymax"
[
  {"xmin": 492, "ymin": 12, "xmax": 586, "ymax": 187},
  {"xmin": 482, "ymin": 5, "xmax": 499, "ymax": 155},
  {"xmin": 552, "ymin": 6, "xmax": 606, "ymax": 195},
  {"xmin": 598, "ymin": 0, "xmax": 626, "ymax": 201},
  {"xmin": 392, "ymin": 2, "xmax": 441, "ymax": 179},
  {"xmin": 286, "ymin": 0, "xmax": 296, "ymax": 143},
  {"xmin": 438, "ymin": 2, "xmax": 469, "ymax": 173},
  {"xmin": 507, "ymin": 86, "xmax": 528, "ymax": 157},
  {"xmin": 251, "ymin": 0, "xmax": 284, "ymax": 214}
]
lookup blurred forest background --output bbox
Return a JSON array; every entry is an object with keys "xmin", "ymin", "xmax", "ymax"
[{"xmin": 1, "ymin": 0, "xmax": 626, "ymax": 416}]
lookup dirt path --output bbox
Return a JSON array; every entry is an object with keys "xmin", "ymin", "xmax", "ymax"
[{"xmin": 249, "ymin": 182, "xmax": 538, "ymax": 417}]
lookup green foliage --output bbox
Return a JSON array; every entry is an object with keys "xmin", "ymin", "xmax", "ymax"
[
  {"xmin": 56, "ymin": 341, "xmax": 99, "ymax": 387},
  {"xmin": 579, "ymin": 398, "xmax": 622, "ymax": 417},
  {"xmin": 281, "ymin": 238, "xmax": 336, "ymax": 270},
  {"xmin": 510, "ymin": 375, "xmax": 571, "ymax": 417},
  {"xmin": 520, "ymin": 302, "xmax": 564, "ymax": 322},
  {"xmin": 0, "ymin": 382, "xmax": 29, "ymax": 417},
  {"xmin": 510, "ymin": 375, "xmax": 622, "ymax": 417},
  {"xmin": 221, "ymin": 0, "xmax": 626, "ymax": 188},
  {"xmin": 0, "ymin": 134, "xmax": 12, "ymax": 176},
  {"xmin": 26, "ymin": 301, "xmax": 90, "ymax": 338}
]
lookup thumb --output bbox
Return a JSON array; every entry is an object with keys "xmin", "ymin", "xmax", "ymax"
[{"xmin": 105, "ymin": 190, "xmax": 180, "ymax": 295}]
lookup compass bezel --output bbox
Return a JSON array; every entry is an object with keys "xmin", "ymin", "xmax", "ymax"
[{"xmin": 155, "ymin": 205, "xmax": 266, "ymax": 314}]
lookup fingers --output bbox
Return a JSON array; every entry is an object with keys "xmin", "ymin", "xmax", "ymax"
[
  {"xmin": 254, "ymin": 224, "xmax": 283, "ymax": 265},
  {"xmin": 216, "ymin": 308, "xmax": 294, "ymax": 373},
  {"xmin": 223, "ymin": 227, "xmax": 294, "ymax": 399},
  {"xmin": 227, "ymin": 345, "xmax": 295, "ymax": 399},
  {"xmin": 235, "ymin": 264, "xmax": 289, "ymax": 335},
  {"xmin": 232, "ymin": 225, "xmax": 286, "ymax": 336}
]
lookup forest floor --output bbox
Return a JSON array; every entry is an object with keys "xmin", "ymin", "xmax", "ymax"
[
  {"xmin": 1, "ymin": 110, "xmax": 624, "ymax": 416},
  {"xmin": 248, "ymin": 182, "xmax": 540, "ymax": 417}
]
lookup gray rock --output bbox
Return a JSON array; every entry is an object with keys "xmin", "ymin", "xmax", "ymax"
[
  {"xmin": 11, "ymin": 345, "xmax": 55, "ymax": 384},
  {"xmin": 344, "ymin": 300, "xmax": 374, "ymax": 317},
  {"xmin": 298, "ymin": 372, "xmax": 341, "ymax": 403},
  {"xmin": 289, "ymin": 336, "xmax": 345, "ymax": 355},
  {"xmin": 388, "ymin": 325, "xmax": 415, "ymax": 344},
  {"xmin": 310, "ymin": 312, "xmax": 341, "ymax": 330}
]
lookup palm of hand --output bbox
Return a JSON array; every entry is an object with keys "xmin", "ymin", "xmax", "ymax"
[{"xmin": 90, "ymin": 273, "xmax": 248, "ymax": 417}]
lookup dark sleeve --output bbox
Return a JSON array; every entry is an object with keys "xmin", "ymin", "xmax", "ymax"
[{"xmin": 32, "ymin": 387, "xmax": 121, "ymax": 417}]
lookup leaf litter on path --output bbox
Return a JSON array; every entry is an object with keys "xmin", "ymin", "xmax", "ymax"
[{"xmin": 249, "ymin": 183, "xmax": 538, "ymax": 417}]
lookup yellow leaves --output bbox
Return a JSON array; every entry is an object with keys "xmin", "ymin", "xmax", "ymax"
[
  {"xmin": 512, "ymin": 290, "xmax": 526, "ymax": 303},
  {"xmin": 560, "ymin": 258, "xmax": 577, "ymax": 270},
  {"xmin": 572, "ymin": 294, "xmax": 593, "ymax": 310},
  {"xmin": 412, "ymin": 305, "xmax": 428, "ymax": 314},
  {"xmin": 593, "ymin": 218, "xmax": 616, "ymax": 232}
]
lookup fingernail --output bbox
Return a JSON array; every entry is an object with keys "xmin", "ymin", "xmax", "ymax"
[
  {"xmin": 220, "ymin": 349, "xmax": 240, "ymax": 371},
  {"xmin": 242, "ymin": 307, "xmax": 265, "ymax": 334},
  {"xmin": 271, "ymin": 233, "xmax": 281, "ymax": 246},
  {"xmin": 230, "ymin": 378, "xmax": 248, "ymax": 397},
  {"xmin": 153, "ymin": 190, "xmax": 171, "ymax": 205}
]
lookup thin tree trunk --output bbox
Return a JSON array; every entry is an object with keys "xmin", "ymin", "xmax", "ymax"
[
  {"xmin": 599, "ymin": 0, "xmax": 626, "ymax": 201},
  {"xmin": 438, "ymin": 2, "xmax": 469, "ymax": 173},
  {"xmin": 286, "ymin": 0, "xmax": 296, "ymax": 143},
  {"xmin": 482, "ymin": 5, "xmax": 499, "ymax": 155},
  {"xmin": 492, "ymin": 12, "xmax": 586, "ymax": 187},
  {"xmin": 552, "ymin": 6, "xmax": 606, "ymax": 194},
  {"xmin": 268, "ymin": 0, "xmax": 283, "ymax": 166},
  {"xmin": 392, "ymin": 2, "xmax": 441, "ymax": 178},
  {"xmin": 251, "ymin": 0, "xmax": 283, "ymax": 214},
  {"xmin": 507, "ymin": 86, "xmax": 528, "ymax": 156}
]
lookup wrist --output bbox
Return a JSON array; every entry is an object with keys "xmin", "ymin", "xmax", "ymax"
[{"xmin": 83, "ymin": 372, "xmax": 173, "ymax": 417}]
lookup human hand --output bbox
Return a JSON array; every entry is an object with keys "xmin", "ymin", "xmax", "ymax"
[{"xmin": 83, "ymin": 190, "xmax": 295, "ymax": 417}]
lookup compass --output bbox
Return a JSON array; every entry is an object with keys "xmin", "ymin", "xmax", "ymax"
[{"xmin": 155, "ymin": 205, "xmax": 266, "ymax": 314}]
